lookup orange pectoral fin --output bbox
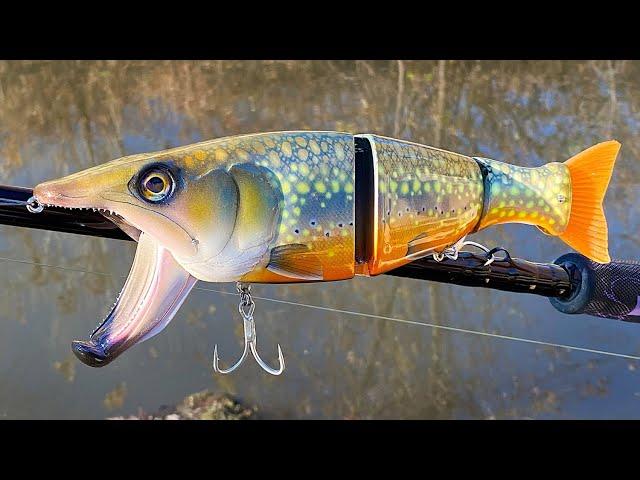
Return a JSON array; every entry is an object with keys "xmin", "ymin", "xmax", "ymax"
[{"xmin": 266, "ymin": 244, "xmax": 323, "ymax": 281}]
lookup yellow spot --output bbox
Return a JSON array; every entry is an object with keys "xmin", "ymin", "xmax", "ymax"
[
  {"xmin": 195, "ymin": 150, "xmax": 207, "ymax": 161},
  {"xmin": 302, "ymin": 229, "xmax": 310, "ymax": 237},
  {"xmin": 490, "ymin": 208, "xmax": 499, "ymax": 214},
  {"xmin": 296, "ymin": 183, "xmax": 310, "ymax": 194},
  {"xmin": 325, "ymin": 192, "xmax": 332, "ymax": 199},
  {"xmin": 412, "ymin": 179, "xmax": 421, "ymax": 193},
  {"xmin": 320, "ymin": 202, "xmax": 326, "ymax": 208},
  {"xmin": 331, "ymin": 180, "xmax": 340, "ymax": 193},
  {"xmin": 236, "ymin": 149, "xmax": 249, "ymax": 161},
  {"xmin": 295, "ymin": 137, "xmax": 307, "ymax": 147},
  {"xmin": 269, "ymin": 151, "xmax": 281, "ymax": 167},
  {"xmin": 281, "ymin": 141, "xmax": 292, "ymax": 156},
  {"xmin": 344, "ymin": 182, "xmax": 354, "ymax": 194},
  {"xmin": 299, "ymin": 149, "xmax": 309, "ymax": 161},
  {"xmin": 300, "ymin": 198, "xmax": 306, "ymax": 206},
  {"xmin": 282, "ymin": 210, "xmax": 289, "ymax": 219},
  {"xmin": 434, "ymin": 182, "xmax": 441, "ymax": 193},
  {"xmin": 526, "ymin": 200, "xmax": 534, "ymax": 208},
  {"xmin": 254, "ymin": 143, "xmax": 266, "ymax": 155},
  {"xmin": 400, "ymin": 182, "xmax": 410, "ymax": 195},
  {"xmin": 548, "ymin": 218, "xmax": 556, "ymax": 225},
  {"xmin": 309, "ymin": 140, "xmax": 321, "ymax": 155},
  {"xmin": 423, "ymin": 183, "xmax": 431, "ymax": 193},
  {"xmin": 286, "ymin": 234, "xmax": 295, "ymax": 242},
  {"xmin": 281, "ymin": 181, "xmax": 291, "ymax": 194},
  {"xmin": 341, "ymin": 230, "xmax": 349, "ymax": 237},
  {"xmin": 279, "ymin": 224, "xmax": 287, "ymax": 234},
  {"xmin": 530, "ymin": 211, "xmax": 539, "ymax": 218},
  {"xmin": 499, "ymin": 211, "xmax": 507, "ymax": 218},
  {"xmin": 290, "ymin": 163, "xmax": 298, "ymax": 172},
  {"xmin": 299, "ymin": 164, "xmax": 310, "ymax": 176},
  {"xmin": 508, "ymin": 210, "xmax": 515, "ymax": 217},
  {"xmin": 293, "ymin": 207, "xmax": 301, "ymax": 217},
  {"xmin": 314, "ymin": 181, "xmax": 326, "ymax": 193},
  {"xmin": 290, "ymin": 194, "xmax": 298, "ymax": 204},
  {"xmin": 184, "ymin": 155, "xmax": 195, "ymax": 168},
  {"xmin": 328, "ymin": 249, "xmax": 335, "ymax": 258},
  {"xmin": 214, "ymin": 149, "xmax": 228, "ymax": 162},
  {"xmin": 499, "ymin": 201, "xmax": 506, "ymax": 208},
  {"xmin": 518, "ymin": 211, "xmax": 527, "ymax": 218}
]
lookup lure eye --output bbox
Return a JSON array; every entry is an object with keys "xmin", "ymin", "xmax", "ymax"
[{"xmin": 138, "ymin": 168, "xmax": 174, "ymax": 203}]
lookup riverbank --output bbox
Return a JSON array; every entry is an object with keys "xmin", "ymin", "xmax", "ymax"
[{"xmin": 107, "ymin": 390, "xmax": 256, "ymax": 420}]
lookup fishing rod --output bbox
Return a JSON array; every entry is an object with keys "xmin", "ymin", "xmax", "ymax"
[{"xmin": 2, "ymin": 184, "xmax": 639, "ymax": 325}]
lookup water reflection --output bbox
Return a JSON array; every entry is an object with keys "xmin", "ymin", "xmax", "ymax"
[{"xmin": 1, "ymin": 60, "xmax": 640, "ymax": 419}]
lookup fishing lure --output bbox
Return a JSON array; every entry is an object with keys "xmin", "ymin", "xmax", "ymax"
[{"xmin": 32, "ymin": 132, "xmax": 620, "ymax": 371}]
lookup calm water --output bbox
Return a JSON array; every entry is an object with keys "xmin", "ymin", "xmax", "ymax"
[{"xmin": 1, "ymin": 60, "xmax": 640, "ymax": 419}]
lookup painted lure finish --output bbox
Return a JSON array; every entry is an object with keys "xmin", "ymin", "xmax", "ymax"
[{"xmin": 32, "ymin": 131, "xmax": 620, "ymax": 367}]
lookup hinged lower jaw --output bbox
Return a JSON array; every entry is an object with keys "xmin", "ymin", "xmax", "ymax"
[{"xmin": 72, "ymin": 232, "xmax": 197, "ymax": 367}]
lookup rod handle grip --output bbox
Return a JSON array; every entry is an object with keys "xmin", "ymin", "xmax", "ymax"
[{"xmin": 550, "ymin": 253, "xmax": 640, "ymax": 322}]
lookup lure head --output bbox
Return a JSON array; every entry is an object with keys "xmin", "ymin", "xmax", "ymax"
[
  {"xmin": 35, "ymin": 144, "xmax": 284, "ymax": 278},
  {"xmin": 36, "ymin": 151, "xmax": 238, "ymax": 265},
  {"xmin": 34, "ymin": 140, "xmax": 283, "ymax": 366}
]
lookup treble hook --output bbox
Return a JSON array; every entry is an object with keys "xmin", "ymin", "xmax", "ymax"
[{"xmin": 212, "ymin": 283, "xmax": 285, "ymax": 376}]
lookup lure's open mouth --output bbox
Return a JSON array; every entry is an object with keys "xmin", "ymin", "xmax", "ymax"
[
  {"xmin": 69, "ymin": 231, "xmax": 197, "ymax": 367},
  {"xmin": 33, "ymin": 185, "xmax": 196, "ymax": 367}
]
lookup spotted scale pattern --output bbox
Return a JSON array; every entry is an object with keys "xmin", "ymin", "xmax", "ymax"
[
  {"xmin": 166, "ymin": 131, "xmax": 356, "ymax": 282},
  {"xmin": 473, "ymin": 157, "xmax": 572, "ymax": 235},
  {"xmin": 364, "ymin": 135, "xmax": 484, "ymax": 275}
]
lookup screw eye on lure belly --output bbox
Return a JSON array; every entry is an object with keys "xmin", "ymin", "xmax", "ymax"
[{"xmin": 32, "ymin": 131, "xmax": 620, "ymax": 372}]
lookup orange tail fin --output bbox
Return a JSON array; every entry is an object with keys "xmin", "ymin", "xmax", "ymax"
[{"xmin": 559, "ymin": 140, "xmax": 621, "ymax": 264}]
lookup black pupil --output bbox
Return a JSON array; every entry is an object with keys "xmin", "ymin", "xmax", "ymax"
[{"xmin": 145, "ymin": 175, "xmax": 165, "ymax": 194}]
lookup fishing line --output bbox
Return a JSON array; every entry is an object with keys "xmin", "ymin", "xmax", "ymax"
[{"xmin": 1, "ymin": 255, "xmax": 640, "ymax": 362}]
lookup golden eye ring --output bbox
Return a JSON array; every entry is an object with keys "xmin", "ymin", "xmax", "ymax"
[{"xmin": 138, "ymin": 168, "xmax": 174, "ymax": 203}]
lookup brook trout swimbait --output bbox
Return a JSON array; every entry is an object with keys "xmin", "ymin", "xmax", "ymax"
[{"xmin": 33, "ymin": 132, "xmax": 620, "ymax": 367}]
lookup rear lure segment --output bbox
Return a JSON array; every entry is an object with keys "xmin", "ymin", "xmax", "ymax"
[{"xmin": 32, "ymin": 131, "xmax": 620, "ymax": 367}]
